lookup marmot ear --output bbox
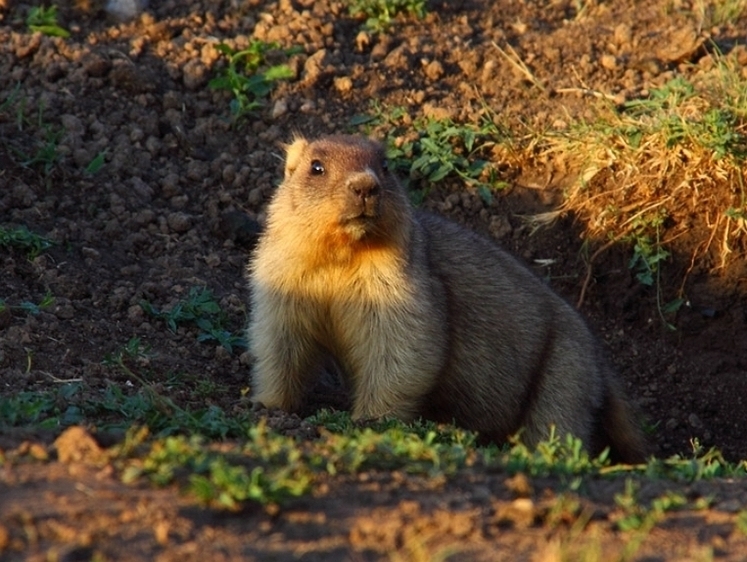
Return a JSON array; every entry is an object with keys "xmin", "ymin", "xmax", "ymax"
[{"xmin": 283, "ymin": 136, "xmax": 308, "ymax": 180}]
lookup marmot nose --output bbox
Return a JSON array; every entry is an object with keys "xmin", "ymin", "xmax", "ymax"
[{"xmin": 347, "ymin": 172, "xmax": 380, "ymax": 200}]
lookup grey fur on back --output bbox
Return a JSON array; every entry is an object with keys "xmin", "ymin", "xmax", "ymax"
[{"xmin": 412, "ymin": 211, "xmax": 604, "ymax": 445}]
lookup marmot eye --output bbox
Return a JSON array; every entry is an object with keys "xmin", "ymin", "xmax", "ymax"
[
  {"xmin": 381, "ymin": 159, "xmax": 389, "ymax": 172},
  {"xmin": 310, "ymin": 160, "xmax": 325, "ymax": 175}
]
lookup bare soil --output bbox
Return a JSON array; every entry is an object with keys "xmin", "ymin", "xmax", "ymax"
[{"xmin": 1, "ymin": 0, "xmax": 747, "ymax": 560}]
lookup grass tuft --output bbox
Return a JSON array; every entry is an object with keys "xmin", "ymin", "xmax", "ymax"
[
  {"xmin": 5, "ymin": 385, "xmax": 747, "ymax": 515},
  {"xmin": 140, "ymin": 287, "xmax": 245, "ymax": 352},
  {"xmin": 118, "ymin": 423, "xmax": 313, "ymax": 509}
]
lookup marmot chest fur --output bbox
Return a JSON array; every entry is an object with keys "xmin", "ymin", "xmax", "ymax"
[{"xmin": 247, "ymin": 134, "xmax": 647, "ymax": 463}]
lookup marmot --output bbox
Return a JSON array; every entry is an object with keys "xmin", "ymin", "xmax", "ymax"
[{"xmin": 247, "ymin": 134, "xmax": 647, "ymax": 463}]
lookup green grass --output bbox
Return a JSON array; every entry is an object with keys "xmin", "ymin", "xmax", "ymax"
[
  {"xmin": 115, "ymin": 414, "xmax": 476, "ymax": 510},
  {"xmin": 546, "ymin": 71, "xmax": 747, "ymax": 235},
  {"xmin": 0, "ymin": 375, "xmax": 253, "ymax": 440},
  {"xmin": 102, "ymin": 414, "xmax": 747, "ymax": 512},
  {"xmin": 4, "ymin": 375, "xmax": 747, "ymax": 516},
  {"xmin": 140, "ymin": 286, "xmax": 246, "ymax": 352},
  {"xmin": 346, "ymin": 0, "xmax": 427, "ymax": 32},
  {"xmin": 208, "ymin": 41, "xmax": 298, "ymax": 119},
  {"xmin": 118, "ymin": 424, "xmax": 314, "ymax": 509},
  {"xmin": 307, "ymin": 412, "xmax": 474, "ymax": 476}
]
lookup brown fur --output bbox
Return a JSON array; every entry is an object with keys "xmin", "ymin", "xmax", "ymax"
[{"xmin": 247, "ymin": 135, "xmax": 648, "ymax": 463}]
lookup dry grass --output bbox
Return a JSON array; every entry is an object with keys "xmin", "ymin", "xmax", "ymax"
[{"xmin": 533, "ymin": 51, "xmax": 747, "ymax": 304}]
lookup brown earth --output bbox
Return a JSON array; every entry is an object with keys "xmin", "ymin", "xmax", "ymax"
[{"xmin": 1, "ymin": 0, "xmax": 747, "ymax": 560}]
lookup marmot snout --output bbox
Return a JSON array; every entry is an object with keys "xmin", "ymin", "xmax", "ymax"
[
  {"xmin": 342, "ymin": 170, "xmax": 381, "ymax": 224},
  {"xmin": 247, "ymin": 134, "xmax": 648, "ymax": 463}
]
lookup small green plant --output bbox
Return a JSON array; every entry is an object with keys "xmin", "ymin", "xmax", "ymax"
[
  {"xmin": 623, "ymin": 211, "xmax": 684, "ymax": 329},
  {"xmin": 26, "ymin": 5, "xmax": 70, "ymax": 38},
  {"xmin": 102, "ymin": 338, "xmax": 252, "ymax": 437},
  {"xmin": 0, "ymin": 384, "xmax": 84, "ymax": 429},
  {"xmin": 85, "ymin": 151, "xmax": 107, "ymax": 174},
  {"xmin": 642, "ymin": 441, "xmax": 747, "ymax": 481},
  {"xmin": 499, "ymin": 427, "xmax": 619, "ymax": 485},
  {"xmin": 614, "ymin": 480, "xmax": 688, "ymax": 532},
  {"xmin": 611, "ymin": 479, "xmax": 714, "ymax": 560},
  {"xmin": 349, "ymin": 99, "xmax": 410, "ymax": 130},
  {"xmin": 347, "ymin": 0, "xmax": 427, "ymax": 32},
  {"xmin": 386, "ymin": 117, "xmax": 510, "ymax": 204},
  {"xmin": 113, "ymin": 410, "xmax": 747, "ymax": 514},
  {"xmin": 22, "ymin": 125, "xmax": 63, "ymax": 177},
  {"xmin": 626, "ymin": 219, "xmax": 669, "ymax": 288},
  {"xmin": 209, "ymin": 41, "xmax": 297, "ymax": 118},
  {"xmin": 188, "ymin": 451, "xmax": 312, "ymax": 509},
  {"xmin": 0, "ymin": 291, "xmax": 54, "ymax": 324},
  {"xmin": 308, "ymin": 408, "xmax": 476, "ymax": 444},
  {"xmin": 0, "ymin": 225, "xmax": 54, "ymax": 258},
  {"xmin": 2, "ymin": 96, "xmax": 63, "ymax": 182},
  {"xmin": 102, "ymin": 337, "xmax": 152, "ymax": 368},
  {"xmin": 140, "ymin": 287, "xmax": 245, "ymax": 352},
  {"xmin": 17, "ymin": 291, "xmax": 55, "ymax": 315}
]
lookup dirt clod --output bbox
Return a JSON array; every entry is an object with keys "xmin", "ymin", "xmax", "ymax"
[{"xmin": 54, "ymin": 427, "xmax": 106, "ymax": 465}]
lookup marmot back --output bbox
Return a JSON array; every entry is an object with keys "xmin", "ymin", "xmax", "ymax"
[{"xmin": 247, "ymin": 134, "xmax": 647, "ymax": 463}]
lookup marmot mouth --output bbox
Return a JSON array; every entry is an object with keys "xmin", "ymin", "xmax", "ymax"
[
  {"xmin": 339, "ymin": 213, "xmax": 380, "ymax": 240},
  {"xmin": 341, "ymin": 209, "xmax": 379, "ymax": 223}
]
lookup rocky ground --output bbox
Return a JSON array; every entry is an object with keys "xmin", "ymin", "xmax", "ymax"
[{"xmin": 1, "ymin": 0, "xmax": 747, "ymax": 560}]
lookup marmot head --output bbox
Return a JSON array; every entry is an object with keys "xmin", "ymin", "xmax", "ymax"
[{"xmin": 279, "ymin": 135, "xmax": 410, "ymax": 242}]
